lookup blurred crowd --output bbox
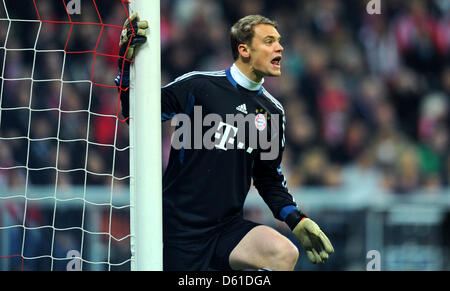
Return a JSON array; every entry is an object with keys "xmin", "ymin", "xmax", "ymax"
[{"xmin": 0, "ymin": 0, "xmax": 449, "ymax": 198}]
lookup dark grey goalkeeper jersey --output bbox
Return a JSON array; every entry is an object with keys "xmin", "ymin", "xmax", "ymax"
[
  {"xmin": 157, "ymin": 64, "xmax": 297, "ymax": 239},
  {"xmin": 118, "ymin": 64, "xmax": 298, "ymax": 239}
]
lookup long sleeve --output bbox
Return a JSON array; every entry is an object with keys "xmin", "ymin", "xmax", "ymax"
[
  {"xmin": 115, "ymin": 64, "xmax": 131, "ymax": 123},
  {"xmin": 252, "ymin": 113, "xmax": 297, "ymax": 221}
]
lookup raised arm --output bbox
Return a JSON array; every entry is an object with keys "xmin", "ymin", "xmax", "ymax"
[
  {"xmin": 114, "ymin": 13, "xmax": 193, "ymax": 124},
  {"xmin": 114, "ymin": 13, "xmax": 148, "ymax": 123}
]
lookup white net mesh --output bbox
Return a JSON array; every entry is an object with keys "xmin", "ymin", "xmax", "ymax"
[{"xmin": 0, "ymin": 0, "xmax": 132, "ymax": 270}]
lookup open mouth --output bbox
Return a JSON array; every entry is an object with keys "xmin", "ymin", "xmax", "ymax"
[{"xmin": 271, "ymin": 56, "xmax": 282, "ymax": 68}]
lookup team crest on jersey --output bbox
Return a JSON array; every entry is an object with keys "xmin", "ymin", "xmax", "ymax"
[
  {"xmin": 255, "ymin": 108, "xmax": 270, "ymax": 120},
  {"xmin": 255, "ymin": 113, "xmax": 267, "ymax": 131}
]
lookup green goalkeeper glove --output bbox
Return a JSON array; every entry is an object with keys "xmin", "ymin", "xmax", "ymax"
[
  {"xmin": 292, "ymin": 217, "xmax": 334, "ymax": 264},
  {"xmin": 116, "ymin": 13, "xmax": 148, "ymax": 88},
  {"xmin": 119, "ymin": 12, "xmax": 148, "ymax": 61}
]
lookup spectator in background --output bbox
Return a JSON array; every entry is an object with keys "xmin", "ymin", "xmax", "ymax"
[
  {"xmin": 394, "ymin": 146, "xmax": 421, "ymax": 194},
  {"xmin": 342, "ymin": 148, "xmax": 382, "ymax": 198},
  {"xmin": 289, "ymin": 147, "xmax": 329, "ymax": 187},
  {"xmin": 317, "ymin": 71, "xmax": 350, "ymax": 164}
]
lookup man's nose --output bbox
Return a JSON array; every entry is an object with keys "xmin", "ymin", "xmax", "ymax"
[{"xmin": 275, "ymin": 42, "xmax": 284, "ymax": 52}]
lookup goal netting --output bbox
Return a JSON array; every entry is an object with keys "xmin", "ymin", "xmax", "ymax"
[{"xmin": 0, "ymin": 0, "xmax": 161, "ymax": 271}]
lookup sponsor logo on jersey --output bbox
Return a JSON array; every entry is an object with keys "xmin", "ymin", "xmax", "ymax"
[{"xmin": 170, "ymin": 106, "xmax": 279, "ymax": 160}]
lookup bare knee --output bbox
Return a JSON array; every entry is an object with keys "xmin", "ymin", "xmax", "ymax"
[
  {"xmin": 229, "ymin": 225, "xmax": 299, "ymax": 271},
  {"xmin": 266, "ymin": 238, "xmax": 299, "ymax": 271},
  {"xmin": 256, "ymin": 226, "xmax": 299, "ymax": 270}
]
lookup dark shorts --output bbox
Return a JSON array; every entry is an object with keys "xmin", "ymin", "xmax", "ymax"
[{"xmin": 163, "ymin": 217, "xmax": 260, "ymax": 271}]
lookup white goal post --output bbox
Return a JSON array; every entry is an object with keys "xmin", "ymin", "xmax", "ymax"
[{"xmin": 129, "ymin": 0, "xmax": 163, "ymax": 271}]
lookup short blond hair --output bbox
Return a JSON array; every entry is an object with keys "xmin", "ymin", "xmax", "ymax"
[{"xmin": 230, "ymin": 15, "xmax": 278, "ymax": 60}]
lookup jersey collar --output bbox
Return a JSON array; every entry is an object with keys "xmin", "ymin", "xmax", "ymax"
[{"xmin": 227, "ymin": 63, "xmax": 264, "ymax": 91}]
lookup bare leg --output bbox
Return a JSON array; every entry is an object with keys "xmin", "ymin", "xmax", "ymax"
[{"xmin": 229, "ymin": 225, "xmax": 299, "ymax": 271}]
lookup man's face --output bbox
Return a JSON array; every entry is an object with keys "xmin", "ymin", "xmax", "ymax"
[{"xmin": 248, "ymin": 24, "xmax": 284, "ymax": 78}]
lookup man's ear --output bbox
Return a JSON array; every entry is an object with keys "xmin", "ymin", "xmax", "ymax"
[{"xmin": 238, "ymin": 43, "xmax": 250, "ymax": 59}]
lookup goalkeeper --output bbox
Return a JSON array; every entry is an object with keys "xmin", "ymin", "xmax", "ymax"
[{"xmin": 115, "ymin": 13, "xmax": 334, "ymax": 270}]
